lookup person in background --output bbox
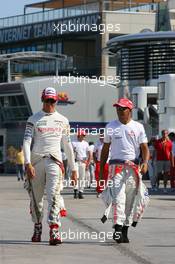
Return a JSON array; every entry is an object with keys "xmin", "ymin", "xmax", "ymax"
[
  {"xmin": 148, "ymin": 138, "xmax": 156, "ymax": 191},
  {"xmin": 88, "ymin": 141, "xmax": 95, "ymax": 188},
  {"xmin": 169, "ymin": 132, "xmax": 175, "ymax": 191},
  {"xmin": 15, "ymin": 146, "xmax": 25, "ymax": 181},
  {"xmin": 154, "ymin": 130, "xmax": 174, "ymax": 192},
  {"xmin": 72, "ymin": 130, "xmax": 91, "ymax": 199}
]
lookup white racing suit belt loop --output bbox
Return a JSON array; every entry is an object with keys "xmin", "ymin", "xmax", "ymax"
[{"xmin": 101, "ymin": 160, "xmax": 149, "ymax": 227}]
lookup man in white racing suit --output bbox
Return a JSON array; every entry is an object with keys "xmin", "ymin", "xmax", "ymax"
[
  {"xmin": 99, "ymin": 98, "xmax": 149, "ymax": 243},
  {"xmin": 23, "ymin": 87, "xmax": 77, "ymax": 245}
]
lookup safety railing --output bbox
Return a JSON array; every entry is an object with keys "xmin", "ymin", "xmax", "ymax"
[{"xmin": 0, "ymin": 2, "xmax": 99, "ymax": 29}]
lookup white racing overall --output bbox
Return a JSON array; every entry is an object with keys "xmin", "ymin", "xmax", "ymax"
[
  {"xmin": 102, "ymin": 119, "xmax": 148, "ymax": 227},
  {"xmin": 101, "ymin": 163, "xmax": 149, "ymax": 226},
  {"xmin": 23, "ymin": 110, "xmax": 76, "ymax": 226}
]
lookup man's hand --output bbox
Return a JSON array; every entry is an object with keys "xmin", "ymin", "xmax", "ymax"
[
  {"xmin": 71, "ymin": 170, "xmax": 77, "ymax": 186},
  {"xmin": 140, "ymin": 162, "xmax": 148, "ymax": 175},
  {"xmin": 140, "ymin": 143, "xmax": 149, "ymax": 174},
  {"xmin": 26, "ymin": 163, "xmax": 35, "ymax": 179},
  {"xmin": 85, "ymin": 161, "xmax": 90, "ymax": 171}
]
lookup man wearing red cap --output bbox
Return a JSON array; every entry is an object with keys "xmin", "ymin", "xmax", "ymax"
[
  {"xmin": 72, "ymin": 129, "xmax": 91, "ymax": 199},
  {"xmin": 99, "ymin": 98, "xmax": 149, "ymax": 243},
  {"xmin": 23, "ymin": 87, "xmax": 77, "ymax": 245}
]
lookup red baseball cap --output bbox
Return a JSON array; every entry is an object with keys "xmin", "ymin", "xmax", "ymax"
[
  {"xmin": 77, "ymin": 129, "xmax": 86, "ymax": 136},
  {"xmin": 42, "ymin": 87, "xmax": 58, "ymax": 101},
  {"xmin": 113, "ymin": 98, "xmax": 134, "ymax": 110}
]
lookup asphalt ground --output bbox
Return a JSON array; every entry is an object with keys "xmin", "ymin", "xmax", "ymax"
[{"xmin": 0, "ymin": 176, "xmax": 175, "ymax": 264}]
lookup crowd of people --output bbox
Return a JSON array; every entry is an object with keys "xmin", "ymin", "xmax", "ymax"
[{"xmin": 60, "ymin": 132, "xmax": 110, "ymax": 198}]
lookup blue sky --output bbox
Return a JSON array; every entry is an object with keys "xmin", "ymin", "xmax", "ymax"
[{"xmin": 0, "ymin": 0, "xmax": 42, "ymax": 18}]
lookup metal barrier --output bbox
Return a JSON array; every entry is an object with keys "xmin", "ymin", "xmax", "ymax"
[{"xmin": 0, "ymin": 3, "xmax": 99, "ymax": 28}]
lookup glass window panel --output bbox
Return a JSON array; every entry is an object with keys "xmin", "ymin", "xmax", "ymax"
[
  {"xmin": 108, "ymin": 34, "xmax": 124, "ymax": 67},
  {"xmin": 158, "ymin": 82, "xmax": 165, "ymax": 100},
  {"xmin": 109, "ymin": 56, "xmax": 116, "ymax": 67},
  {"xmin": 57, "ymin": 42, "xmax": 62, "ymax": 53},
  {"xmin": 47, "ymin": 43, "xmax": 52, "ymax": 52}
]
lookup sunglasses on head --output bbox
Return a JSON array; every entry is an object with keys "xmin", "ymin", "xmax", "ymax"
[
  {"xmin": 117, "ymin": 106, "xmax": 129, "ymax": 111},
  {"xmin": 44, "ymin": 99, "xmax": 56, "ymax": 104}
]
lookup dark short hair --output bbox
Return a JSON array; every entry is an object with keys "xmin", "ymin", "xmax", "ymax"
[{"xmin": 161, "ymin": 129, "xmax": 168, "ymax": 135}]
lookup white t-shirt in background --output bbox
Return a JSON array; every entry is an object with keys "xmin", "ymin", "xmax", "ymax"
[
  {"xmin": 94, "ymin": 140, "xmax": 103, "ymax": 161},
  {"xmin": 89, "ymin": 144, "xmax": 94, "ymax": 153},
  {"xmin": 94, "ymin": 140, "xmax": 110, "ymax": 162},
  {"xmin": 72, "ymin": 139, "xmax": 90, "ymax": 161}
]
